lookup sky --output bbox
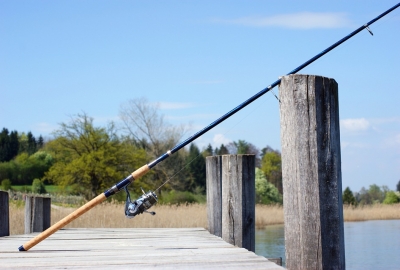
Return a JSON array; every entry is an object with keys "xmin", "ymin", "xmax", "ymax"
[{"xmin": 1, "ymin": 1, "xmax": 399, "ymax": 192}]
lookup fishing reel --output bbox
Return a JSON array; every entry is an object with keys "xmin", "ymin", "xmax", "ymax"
[{"xmin": 124, "ymin": 185, "xmax": 158, "ymax": 219}]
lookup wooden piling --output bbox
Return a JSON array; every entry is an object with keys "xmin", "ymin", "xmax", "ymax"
[
  {"xmin": 0, "ymin": 191, "xmax": 9, "ymax": 237},
  {"xmin": 24, "ymin": 196, "xmax": 51, "ymax": 234},
  {"xmin": 206, "ymin": 155, "xmax": 223, "ymax": 237},
  {"xmin": 206, "ymin": 154, "xmax": 256, "ymax": 252},
  {"xmin": 279, "ymin": 74, "xmax": 345, "ymax": 269}
]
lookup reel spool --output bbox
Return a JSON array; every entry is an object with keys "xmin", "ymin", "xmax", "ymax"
[{"xmin": 124, "ymin": 186, "xmax": 158, "ymax": 218}]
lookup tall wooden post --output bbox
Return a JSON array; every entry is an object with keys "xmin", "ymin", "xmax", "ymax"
[
  {"xmin": 206, "ymin": 155, "xmax": 222, "ymax": 237},
  {"xmin": 206, "ymin": 154, "xmax": 255, "ymax": 252},
  {"xmin": 25, "ymin": 196, "xmax": 51, "ymax": 234},
  {"xmin": 279, "ymin": 74, "xmax": 345, "ymax": 269},
  {"xmin": 221, "ymin": 154, "xmax": 255, "ymax": 252},
  {"xmin": 0, "ymin": 191, "xmax": 9, "ymax": 237}
]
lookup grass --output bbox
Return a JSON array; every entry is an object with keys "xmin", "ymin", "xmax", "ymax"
[{"xmin": 10, "ymin": 185, "xmax": 73, "ymax": 194}]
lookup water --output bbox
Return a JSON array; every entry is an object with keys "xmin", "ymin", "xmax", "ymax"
[{"xmin": 255, "ymin": 219, "xmax": 400, "ymax": 269}]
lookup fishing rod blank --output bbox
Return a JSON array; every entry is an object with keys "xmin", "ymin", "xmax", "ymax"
[{"xmin": 18, "ymin": 2, "xmax": 400, "ymax": 251}]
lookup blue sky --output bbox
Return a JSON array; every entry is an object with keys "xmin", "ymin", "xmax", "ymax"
[{"xmin": 1, "ymin": 1, "xmax": 399, "ymax": 192}]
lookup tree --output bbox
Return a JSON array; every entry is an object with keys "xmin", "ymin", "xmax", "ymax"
[
  {"xmin": 45, "ymin": 113, "xmax": 148, "ymax": 199},
  {"xmin": 383, "ymin": 191, "xmax": 400, "ymax": 204},
  {"xmin": 1, "ymin": 179, "xmax": 12, "ymax": 191},
  {"xmin": 215, "ymin": 144, "xmax": 229, "ymax": 155},
  {"xmin": 0, "ymin": 128, "xmax": 10, "ymax": 162},
  {"xmin": 397, "ymin": 180, "xmax": 400, "ymax": 192},
  {"xmin": 203, "ymin": 144, "xmax": 213, "ymax": 157},
  {"xmin": 9, "ymin": 131, "xmax": 19, "ymax": 159},
  {"xmin": 227, "ymin": 140, "xmax": 260, "ymax": 166},
  {"xmin": 185, "ymin": 143, "xmax": 206, "ymax": 193},
  {"xmin": 342, "ymin": 187, "xmax": 357, "ymax": 205},
  {"xmin": 255, "ymin": 168, "xmax": 282, "ymax": 204},
  {"xmin": 32, "ymin": 178, "xmax": 46, "ymax": 194},
  {"xmin": 356, "ymin": 185, "xmax": 388, "ymax": 205},
  {"xmin": 37, "ymin": 135, "xmax": 44, "ymax": 149},
  {"xmin": 260, "ymin": 147, "xmax": 283, "ymax": 194},
  {"xmin": 27, "ymin": 131, "xmax": 37, "ymax": 155},
  {"xmin": 119, "ymin": 98, "xmax": 189, "ymax": 191}
]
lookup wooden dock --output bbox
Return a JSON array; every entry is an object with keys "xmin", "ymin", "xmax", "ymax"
[{"xmin": 0, "ymin": 228, "xmax": 283, "ymax": 269}]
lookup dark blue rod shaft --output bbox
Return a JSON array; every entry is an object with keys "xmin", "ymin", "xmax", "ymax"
[{"xmin": 148, "ymin": 2, "xmax": 400, "ymax": 169}]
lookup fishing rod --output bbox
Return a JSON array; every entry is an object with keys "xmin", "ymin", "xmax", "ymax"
[{"xmin": 19, "ymin": 2, "xmax": 400, "ymax": 251}]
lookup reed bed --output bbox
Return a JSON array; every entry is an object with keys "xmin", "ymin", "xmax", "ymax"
[
  {"xmin": 8, "ymin": 202, "xmax": 400, "ymax": 235},
  {"xmin": 343, "ymin": 204, "xmax": 400, "ymax": 222}
]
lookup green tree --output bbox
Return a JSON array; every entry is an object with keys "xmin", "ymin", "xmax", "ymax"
[
  {"xmin": 32, "ymin": 178, "xmax": 46, "ymax": 194},
  {"xmin": 27, "ymin": 131, "xmax": 37, "ymax": 155},
  {"xmin": 1, "ymin": 179, "xmax": 12, "ymax": 191},
  {"xmin": 255, "ymin": 168, "xmax": 282, "ymax": 204},
  {"xmin": 215, "ymin": 144, "xmax": 229, "ymax": 155},
  {"xmin": 45, "ymin": 113, "xmax": 148, "ymax": 199},
  {"xmin": 203, "ymin": 144, "xmax": 213, "ymax": 157},
  {"xmin": 0, "ymin": 128, "xmax": 10, "ymax": 162},
  {"xmin": 383, "ymin": 191, "xmax": 400, "ymax": 204},
  {"xmin": 9, "ymin": 131, "xmax": 19, "ymax": 159},
  {"xmin": 185, "ymin": 143, "xmax": 206, "ymax": 193},
  {"xmin": 260, "ymin": 148, "xmax": 282, "ymax": 194},
  {"xmin": 397, "ymin": 180, "xmax": 400, "ymax": 192},
  {"xmin": 37, "ymin": 135, "xmax": 44, "ymax": 149},
  {"xmin": 342, "ymin": 187, "xmax": 357, "ymax": 205},
  {"xmin": 357, "ymin": 185, "xmax": 388, "ymax": 205},
  {"xmin": 227, "ymin": 140, "xmax": 260, "ymax": 166}
]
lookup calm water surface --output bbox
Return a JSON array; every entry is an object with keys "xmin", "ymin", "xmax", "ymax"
[{"xmin": 255, "ymin": 219, "xmax": 400, "ymax": 269}]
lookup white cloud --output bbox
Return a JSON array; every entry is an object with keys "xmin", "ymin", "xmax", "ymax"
[
  {"xmin": 212, "ymin": 12, "xmax": 353, "ymax": 29},
  {"xmin": 213, "ymin": 133, "xmax": 231, "ymax": 146},
  {"xmin": 158, "ymin": 102, "xmax": 196, "ymax": 110},
  {"xmin": 340, "ymin": 118, "xmax": 370, "ymax": 132}
]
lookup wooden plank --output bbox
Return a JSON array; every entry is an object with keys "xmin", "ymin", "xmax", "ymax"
[
  {"xmin": 0, "ymin": 228, "xmax": 283, "ymax": 269},
  {"xmin": 279, "ymin": 74, "xmax": 345, "ymax": 269}
]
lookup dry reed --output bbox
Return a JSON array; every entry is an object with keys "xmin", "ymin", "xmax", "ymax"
[
  {"xmin": 343, "ymin": 204, "xmax": 400, "ymax": 222},
  {"xmin": 8, "ymin": 202, "xmax": 400, "ymax": 235}
]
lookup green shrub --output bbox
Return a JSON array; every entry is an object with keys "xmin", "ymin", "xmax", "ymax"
[
  {"xmin": 32, "ymin": 178, "xmax": 46, "ymax": 194},
  {"xmin": 255, "ymin": 168, "xmax": 282, "ymax": 204},
  {"xmin": 383, "ymin": 191, "xmax": 400, "ymax": 204},
  {"xmin": 1, "ymin": 179, "xmax": 12, "ymax": 191}
]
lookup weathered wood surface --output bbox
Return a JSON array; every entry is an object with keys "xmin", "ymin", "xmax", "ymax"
[
  {"xmin": 0, "ymin": 228, "xmax": 283, "ymax": 269},
  {"xmin": 24, "ymin": 196, "xmax": 51, "ymax": 234},
  {"xmin": 0, "ymin": 191, "xmax": 9, "ymax": 237},
  {"xmin": 206, "ymin": 155, "xmax": 222, "ymax": 237},
  {"xmin": 221, "ymin": 155, "xmax": 255, "ymax": 252},
  {"xmin": 280, "ymin": 74, "xmax": 345, "ymax": 269}
]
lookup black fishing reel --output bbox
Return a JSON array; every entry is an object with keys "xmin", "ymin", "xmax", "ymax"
[{"xmin": 124, "ymin": 186, "xmax": 158, "ymax": 219}]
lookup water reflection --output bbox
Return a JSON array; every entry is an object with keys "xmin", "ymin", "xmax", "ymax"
[
  {"xmin": 255, "ymin": 220, "xmax": 400, "ymax": 269},
  {"xmin": 255, "ymin": 224, "xmax": 285, "ymax": 266}
]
